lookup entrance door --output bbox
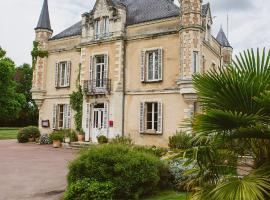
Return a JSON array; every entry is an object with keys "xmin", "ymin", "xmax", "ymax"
[{"xmin": 92, "ymin": 104, "xmax": 105, "ymax": 143}]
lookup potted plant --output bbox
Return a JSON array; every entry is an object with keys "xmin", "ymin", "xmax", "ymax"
[
  {"xmin": 63, "ymin": 129, "xmax": 71, "ymax": 143},
  {"xmin": 50, "ymin": 131, "xmax": 64, "ymax": 148},
  {"xmin": 26, "ymin": 126, "xmax": 40, "ymax": 142},
  {"xmin": 78, "ymin": 129, "xmax": 85, "ymax": 142}
]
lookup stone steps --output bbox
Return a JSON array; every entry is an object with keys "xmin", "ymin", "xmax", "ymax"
[{"xmin": 69, "ymin": 142, "xmax": 93, "ymax": 149}]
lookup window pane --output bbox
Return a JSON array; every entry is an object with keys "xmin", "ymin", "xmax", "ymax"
[
  {"xmin": 148, "ymin": 53, "xmax": 153, "ymax": 80},
  {"xmin": 154, "ymin": 51, "xmax": 159, "ymax": 79}
]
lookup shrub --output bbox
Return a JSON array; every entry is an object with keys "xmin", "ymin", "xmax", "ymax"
[
  {"xmin": 169, "ymin": 132, "xmax": 193, "ymax": 149},
  {"xmin": 110, "ymin": 135, "xmax": 133, "ymax": 145},
  {"xmin": 49, "ymin": 131, "xmax": 64, "ymax": 141},
  {"xmin": 17, "ymin": 126, "xmax": 40, "ymax": 143},
  {"xmin": 17, "ymin": 129, "xmax": 29, "ymax": 143},
  {"xmin": 39, "ymin": 134, "xmax": 52, "ymax": 145},
  {"xmin": 67, "ymin": 144, "xmax": 166, "ymax": 199},
  {"xmin": 97, "ymin": 135, "xmax": 108, "ymax": 144},
  {"xmin": 134, "ymin": 146, "xmax": 168, "ymax": 158},
  {"xmin": 64, "ymin": 179, "xmax": 115, "ymax": 200},
  {"xmin": 61, "ymin": 129, "xmax": 77, "ymax": 142}
]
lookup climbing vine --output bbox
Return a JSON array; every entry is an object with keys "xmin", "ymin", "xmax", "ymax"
[
  {"xmin": 70, "ymin": 64, "xmax": 83, "ymax": 131},
  {"xmin": 31, "ymin": 41, "xmax": 48, "ymax": 69}
]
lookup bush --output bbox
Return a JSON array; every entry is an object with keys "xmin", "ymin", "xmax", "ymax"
[
  {"xmin": 134, "ymin": 146, "xmax": 168, "ymax": 158},
  {"xmin": 97, "ymin": 135, "xmax": 108, "ymax": 144},
  {"xmin": 39, "ymin": 134, "xmax": 52, "ymax": 145},
  {"xmin": 67, "ymin": 144, "xmax": 166, "ymax": 199},
  {"xmin": 61, "ymin": 129, "xmax": 77, "ymax": 142},
  {"xmin": 49, "ymin": 131, "xmax": 64, "ymax": 141},
  {"xmin": 110, "ymin": 135, "xmax": 133, "ymax": 145},
  {"xmin": 64, "ymin": 179, "xmax": 116, "ymax": 200},
  {"xmin": 169, "ymin": 132, "xmax": 193, "ymax": 149},
  {"xmin": 17, "ymin": 129, "xmax": 29, "ymax": 143},
  {"xmin": 17, "ymin": 126, "xmax": 40, "ymax": 143}
]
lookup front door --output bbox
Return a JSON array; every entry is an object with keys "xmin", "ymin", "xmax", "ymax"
[{"xmin": 92, "ymin": 104, "xmax": 105, "ymax": 143}]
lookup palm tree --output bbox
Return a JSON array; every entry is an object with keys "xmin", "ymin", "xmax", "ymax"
[{"xmin": 182, "ymin": 49, "xmax": 270, "ymax": 200}]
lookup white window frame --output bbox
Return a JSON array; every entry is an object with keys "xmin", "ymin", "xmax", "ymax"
[
  {"xmin": 192, "ymin": 51, "xmax": 199, "ymax": 74},
  {"xmin": 145, "ymin": 102, "xmax": 158, "ymax": 131},
  {"xmin": 103, "ymin": 17, "xmax": 109, "ymax": 37},
  {"xmin": 94, "ymin": 55, "xmax": 106, "ymax": 88},
  {"xmin": 59, "ymin": 61, "xmax": 68, "ymax": 87},
  {"xmin": 58, "ymin": 104, "xmax": 65, "ymax": 129},
  {"xmin": 94, "ymin": 19, "xmax": 101, "ymax": 40},
  {"xmin": 146, "ymin": 50, "xmax": 159, "ymax": 82}
]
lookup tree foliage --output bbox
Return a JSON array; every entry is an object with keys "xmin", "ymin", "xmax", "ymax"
[{"xmin": 0, "ymin": 47, "xmax": 25, "ymax": 121}]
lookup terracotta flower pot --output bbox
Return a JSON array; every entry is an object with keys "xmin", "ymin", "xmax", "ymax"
[
  {"xmin": 28, "ymin": 138, "xmax": 35, "ymax": 142},
  {"xmin": 78, "ymin": 135, "xmax": 85, "ymax": 142},
  {"xmin": 53, "ymin": 140, "xmax": 61, "ymax": 148}
]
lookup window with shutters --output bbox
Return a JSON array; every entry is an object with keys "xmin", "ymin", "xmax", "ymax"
[
  {"xmin": 141, "ymin": 48, "xmax": 163, "ymax": 82},
  {"xmin": 140, "ymin": 101, "xmax": 163, "ymax": 134},
  {"xmin": 55, "ymin": 61, "xmax": 71, "ymax": 88},
  {"xmin": 53, "ymin": 104, "xmax": 71, "ymax": 130},
  {"xmin": 103, "ymin": 17, "xmax": 109, "ymax": 37},
  {"xmin": 94, "ymin": 19, "xmax": 101, "ymax": 40}
]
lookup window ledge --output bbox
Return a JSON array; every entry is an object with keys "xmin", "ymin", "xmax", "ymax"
[
  {"xmin": 140, "ymin": 131, "xmax": 163, "ymax": 136},
  {"xmin": 56, "ymin": 86, "xmax": 70, "ymax": 89},
  {"xmin": 142, "ymin": 80, "xmax": 163, "ymax": 84}
]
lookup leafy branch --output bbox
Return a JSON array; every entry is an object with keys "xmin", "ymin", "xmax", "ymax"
[{"xmin": 31, "ymin": 41, "xmax": 48, "ymax": 69}]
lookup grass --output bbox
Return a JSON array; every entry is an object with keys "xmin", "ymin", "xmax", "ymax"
[
  {"xmin": 0, "ymin": 127, "xmax": 19, "ymax": 140},
  {"xmin": 143, "ymin": 190, "xmax": 187, "ymax": 200}
]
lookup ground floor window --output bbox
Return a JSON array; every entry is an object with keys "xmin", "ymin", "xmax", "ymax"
[
  {"xmin": 140, "ymin": 101, "xmax": 162, "ymax": 134},
  {"xmin": 52, "ymin": 104, "xmax": 71, "ymax": 130}
]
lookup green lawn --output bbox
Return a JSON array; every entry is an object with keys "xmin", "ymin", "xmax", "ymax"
[
  {"xmin": 0, "ymin": 128, "xmax": 19, "ymax": 140},
  {"xmin": 143, "ymin": 190, "xmax": 187, "ymax": 200}
]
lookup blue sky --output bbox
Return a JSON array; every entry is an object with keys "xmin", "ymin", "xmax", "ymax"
[{"xmin": 0, "ymin": 0, "xmax": 269, "ymax": 65}]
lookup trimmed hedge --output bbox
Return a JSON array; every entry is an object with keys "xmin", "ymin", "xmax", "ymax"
[{"xmin": 67, "ymin": 144, "xmax": 168, "ymax": 199}]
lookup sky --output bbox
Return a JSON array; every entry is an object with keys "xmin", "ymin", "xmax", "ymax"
[{"xmin": 0, "ymin": 0, "xmax": 269, "ymax": 66}]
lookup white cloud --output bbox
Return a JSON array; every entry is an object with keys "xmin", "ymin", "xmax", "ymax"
[{"xmin": 0, "ymin": 0, "xmax": 269, "ymax": 65}]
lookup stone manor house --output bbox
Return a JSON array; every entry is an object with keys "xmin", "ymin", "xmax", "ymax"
[{"xmin": 32, "ymin": 0, "xmax": 232, "ymax": 146}]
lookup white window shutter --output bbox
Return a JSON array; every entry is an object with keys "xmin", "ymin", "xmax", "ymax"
[
  {"xmin": 141, "ymin": 51, "xmax": 146, "ymax": 82},
  {"xmin": 86, "ymin": 103, "xmax": 90, "ymax": 129},
  {"xmin": 55, "ymin": 63, "xmax": 59, "ymax": 87},
  {"xmin": 63, "ymin": 105, "xmax": 68, "ymax": 129},
  {"xmin": 103, "ymin": 102, "xmax": 109, "ymax": 129},
  {"xmin": 90, "ymin": 56, "xmax": 93, "ymax": 80},
  {"xmin": 139, "ymin": 102, "xmax": 145, "ymax": 133},
  {"xmin": 157, "ymin": 102, "xmax": 163, "ymax": 134},
  {"xmin": 104, "ymin": 54, "xmax": 108, "ymax": 80},
  {"xmin": 52, "ymin": 104, "xmax": 57, "ymax": 129},
  {"xmin": 67, "ymin": 105, "xmax": 72, "ymax": 129},
  {"xmin": 66, "ymin": 61, "xmax": 71, "ymax": 87},
  {"xmin": 158, "ymin": 48, "xmax": 163, "ymax": 81}
]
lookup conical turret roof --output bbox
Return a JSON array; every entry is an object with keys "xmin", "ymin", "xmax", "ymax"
[
  {"xmin": 216, "ymin": 27, "xmax": 231, "ymax": 47},
  {"xmin": 35, "ymin": 0, "xmax": 52, "ymax": 31}
]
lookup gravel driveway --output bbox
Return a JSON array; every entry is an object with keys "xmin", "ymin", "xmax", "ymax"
[{"xmin": 0, "ymin": 140, "xmax": 77, "ymax": 200}]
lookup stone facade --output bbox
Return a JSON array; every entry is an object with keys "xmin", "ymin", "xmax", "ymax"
[{"xmin": 32, "ymin": 0, "xmax": 232, "ymax": 146}]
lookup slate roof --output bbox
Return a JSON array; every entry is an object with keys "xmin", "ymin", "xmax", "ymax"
[
  {"xmin": 201, "ymin": 3, "xmax": 209, "ymax": 17},
  {"xmin": 216, "ymin": 27, "xmax": 231, "ymax": 47},
  {"xmin": 35, "ymin": 0, "xmax": 52, "ymax": 31},
  {"xmin": 51, "ymin": 0, "xmax": 210, "ymax": 40}
]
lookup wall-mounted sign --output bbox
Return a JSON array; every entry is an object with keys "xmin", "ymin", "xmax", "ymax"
[
  {"xmin": 109, "ymin": 120, "xmax": 114, "ymax": 128},
  {"xmin": 42, "ymin": 120, "xmax": 50, "ymax": 128}
]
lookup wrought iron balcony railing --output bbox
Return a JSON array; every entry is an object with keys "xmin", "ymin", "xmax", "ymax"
[{"xmin": 83, "ymin": 79, "xmax": 111, "ymax": 95}]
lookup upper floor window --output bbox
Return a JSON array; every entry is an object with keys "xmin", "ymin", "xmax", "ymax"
[
  {"xmin": 103, "ymin": 17, "xmax": 109, "ymax": 37},
  {"xmin": 55, "ymin": 61, "xmax": 71, "ymax": 88},
  {"xmin": 89, "ymin": 54, "xmax": 108, "ymax": 89},
  {"xmin": 192, "ymin": 51, "xmax": 199, "ymax": 74},
  {"xmin": 141, "ymin": 48, "xmax": 163, "ymax": 82},
  {"xmin": 94, "ymin": 20, "xmax": 101, "ymax": 40}
]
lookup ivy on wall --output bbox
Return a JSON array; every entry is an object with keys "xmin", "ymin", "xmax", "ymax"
[
  {"xmin": 31, "ymin": 41, "xmax": 48, "ymax": 69},
  {"xmin": 70, "ymin": 64, "xmax": 83, "ymax": 132}
]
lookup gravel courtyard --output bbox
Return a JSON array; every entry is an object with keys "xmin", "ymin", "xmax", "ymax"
[{"xmin": 0, "ymin": 140, "xmax": 77, "ymax": 200}]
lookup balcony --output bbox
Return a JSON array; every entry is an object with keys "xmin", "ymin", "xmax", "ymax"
[{"xmin": 83, "ymin": 79, "xmax": 111, "ymax": 96}]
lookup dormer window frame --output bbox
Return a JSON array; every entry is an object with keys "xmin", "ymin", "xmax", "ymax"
[
  {"xmin": 103, "ymin": 16, "xmax": 110, "ymax": 37},
  {"xmin": 94, "ymin": 18, "xmax": 101, "ymax": 40}
]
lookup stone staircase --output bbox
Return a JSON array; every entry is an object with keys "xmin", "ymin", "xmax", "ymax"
[{"xmin": 63, "ymin": 142, "xmax": 93, "ymax": 149}]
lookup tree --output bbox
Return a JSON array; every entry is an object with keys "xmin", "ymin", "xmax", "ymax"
[
  {"xmin": 13, "ymin": 63, "xmax": 38, "ymax": 126},
  {"xmin": 0, "ymin": 47, "xmax": 25, "ymax": 122},
  {"xmin": 181, "ymin": 49, "xmax": 270, "ymax": 200}
]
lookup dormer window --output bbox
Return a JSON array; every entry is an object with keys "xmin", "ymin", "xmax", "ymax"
[
  {"xmin": 103, "ymin": 17, "xmax": 109, "ymax": 37},
  {"xmin": 94, "ymin": 19, "xmax": 101, "ymax": 40}
]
